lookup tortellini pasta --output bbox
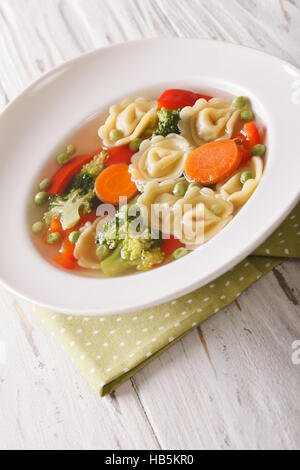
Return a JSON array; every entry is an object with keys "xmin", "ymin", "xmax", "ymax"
[
  {"xmin": 217, "ymin": 156, "xmax": 264, "ymax": 209},
  {"xmin": 99, "ymin": 97, "xmax": 158, "ymax": 147},
  {"xmin": 138, "ymin": 179, "xmax": 185, "ymax": 236},
  {"xmin": 179, "ymin": 98, "xmax": 242, "ymax": 147},
  {"xmin": 138, "ymin": 180, "xmax": 234, "ymax": 246},
  {"xmin": 129, "ymin": 134, "xmax": 193, "ymax": 189}
]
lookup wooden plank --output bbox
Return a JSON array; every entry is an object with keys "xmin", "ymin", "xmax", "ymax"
[{"xmin": 0, "ymin": 288, "xmax": 160, "ymax": 450}]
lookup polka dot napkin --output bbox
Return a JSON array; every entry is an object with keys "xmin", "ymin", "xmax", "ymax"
[{"xmin": 32, "ymin": 202, "xmax": 300, "ymax": 397}]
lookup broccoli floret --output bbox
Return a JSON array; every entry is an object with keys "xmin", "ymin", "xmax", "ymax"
[
  {"xmin": 101, "ymin": 244, "xmax": 132, "ymax": 277},
  {"xmin": 153, "ymin": 108, "xmax": 181, "ymax": 137},
  {"xmin": 98, "ymin": 218, "xmax": 121, "ymax": 251},
  {"xmin": 71, "ymin": 151, "xmax": 109, "ymax": 194},
  {"xmin": 137, "ymin": 247, "xmax": 165, "ymax": 271},
  {"xmin": 101, "ymin": 239, "xmax": 164, "ymax": 277},
  {"xmin": 98, "ymin": 203, "xmax": 164, "ymax": 276},
  {"xmin": 98, "ymin": 199, "xmax": 143, "ymax": 250},
  {"xmin": 43, "ymin": 189, "xmax": 94, "ymax": 230}
]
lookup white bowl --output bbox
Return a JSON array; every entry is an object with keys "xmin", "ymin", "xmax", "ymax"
[{"xmin": 0, "ymin": 38, "xmax": 299, "ymax": 316}]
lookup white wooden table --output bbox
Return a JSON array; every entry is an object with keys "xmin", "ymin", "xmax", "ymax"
[{"xmin": 0, "ymin": 0, "xmax": 300, "ymax": 451}]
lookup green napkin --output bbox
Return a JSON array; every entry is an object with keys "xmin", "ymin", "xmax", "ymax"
[{"xmin": 32, "ymin": 202, "xmax": 300, "ymax": 397}]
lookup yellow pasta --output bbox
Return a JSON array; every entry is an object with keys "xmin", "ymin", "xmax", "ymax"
[{"xmin": 217, "ymin": 156, "xmax": 264, "ymax": 209}]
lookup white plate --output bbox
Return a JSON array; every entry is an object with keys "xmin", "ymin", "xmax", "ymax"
[{"xmin": 0, "ymin": 38, "xmax": 299, "ymax": 316}]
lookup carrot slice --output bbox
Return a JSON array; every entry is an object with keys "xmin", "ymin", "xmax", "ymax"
[
  {"xmin": 48, "ymin": 146, "xmax": 136, "ymax": 196},
  {"xmin": 94, "ymin": 164, "xmax": 138, "ymax": 205},
  {"xmin": 185, "ymin": 140, "xmax": 240, "ymax": 186}
]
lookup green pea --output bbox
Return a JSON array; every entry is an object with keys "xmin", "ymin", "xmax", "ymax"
[
  {"xmin": 32, "ymin": 221, "xmax": 44, "ymax": 234},
  {"xmin": 39, "ymin": 178, "xmax": 51, "ymax": 191},
  {"xmin": 34, "ymin": 191, "xmax": 48, "ymax": 206},
  {"xmin": 69, "ymin": 231, "xmax": 81, "ymax": 244},
  {"xmin": 130, "ymin": 138, "xmax": 143, "ymax": 152},
  {"xmin": 173, "ymin": 247, "xmax": 189, "ymax": 260},
  {"xmin": 66, "ymin": 144, "xmax": 76, "ymax": 156},
  {"xmin": 251, "ymin": 144, "xmax": 266, "ymax": 156},
  {"xmin": 96, "ymin": 245, "xmax": 110, "ymax": 258},
  {"xmin": 240, "ymin": 171, "xmax": 255, "ymax": 185},
  {"xmin": 56, "ymin": 152, "xmax": 70, "ymax": 166},
  {"xmin": 232, "ymin": 96, "xmax": 248, "ymax": 109},
  {"xmin": 189, "ymin": 182, "xmax": 201, "ymax": 189},
  {"xmin": 240, "ymin": 109, "xmax": 254, "ymax": 121},
  {"xmin": 46, "ymin": 232, "xmax": 61, "ymax": 245},
  {"xmin": 109, "ymin": 129, "xmax": 124, "ymax": 142},
  {"xmin": 173, "ymin": 182, "xmax": 188, "ymax": 197},
  {"xmin": 210, "ymin": 204, "xmax": 222, "ymax": 216}
]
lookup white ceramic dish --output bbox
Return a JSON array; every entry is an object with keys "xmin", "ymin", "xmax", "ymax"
[{"xmin": 0, "ymin": 38, "xmax": 299, "ymax": 316}]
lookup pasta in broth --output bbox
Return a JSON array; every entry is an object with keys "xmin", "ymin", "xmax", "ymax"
[
  {"xmin": 179, "ymin": 98, "xmax": 243, "ymax": 147},
  {"xmin": 129, "ymin": 134, "xmax": 193, "ymax": 190},
  {"xmin": 32, "ymin": 89, "xmax": 266, "ymax": 277},
  {"xmin": 99, "ymin": 98, "xmax": 158, "ymax": 147},
  {"xmin": 139, "ymin": 181, "xmax": 234, "ymax": 246}
]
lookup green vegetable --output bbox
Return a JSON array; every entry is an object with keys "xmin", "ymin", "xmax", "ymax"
[
  {"xmin": 173, "ymin": 181, "xmax": 188, "ymax": 197},
  {"xmin": 32, "ymin": 221, "xmax": 44, "ymax": 234},
  {"xmin": 110, "ymin": 129, "xmax": 124, "ymax": 142},
  {"xmin": 153, "ymin": 108, "xmax": 181, "ymax": 137},
  {"xmin": 34, "ymin": 191, "xmax": 48, "ymax": 206},
  {"xmin": 98, "ymin": 203, "xmax": 164, "ymax": 276},
  {"xmin": 43, "ymin": 189, "xmax": 94, "ymax": 230},
  {"xmin": 82, "ymin": 151, "xmax": 110, "ymax": 177},
  {"xmin": 96, "ymin": 244, "xmax": 110, "ymax": 259},
  {"xmin": 72, "ymin": 173, "xmax": 95, "ymax": 194},
  {"xmin": 240, "ymin": 109, "xmax": 254, "ymax": 121},
  {"xmin": 39, "ymin": 178, "xmax": 51, "ymax": 191},
  {"xmin": 189, "ymin": 182, "xmax": 201, "ymax": 189},
  {"xmin": 232, "ymin": 96, "xmax": 248, "ymax": 109},
  {"xmin": 210, "ymin": 204, "xmax": 222, "ymax": 215},
  {"xmin": 120, "ymin": 233, "xmax": 164, "ymax": 271},
  {"xmin": 47, "ymin": 232, "xmax": 61, "ymax": 245},
  {"xmin": 101, "ymin": 242, "xmax": 165, "ymax": 277},
  {"xmin": 97, "ymin": 217, "xmax": 121, "ymax": 251},
  {"xmin": 66, "ymin": 144, "xmax": 76, "ymax": 156},
  {"xmin": 69, "ymin": 231, "xmax": 81, "ymax": 244},
  {"xmin": 71, "ymin": 151, "xmax": 109, "ymax": 194},
  {"xmin": 240, "ymin": 171, "xmax": 255, "ymax": 185},
  {"xmin": 173, "ymin": 247, "xmax": 189, "ymax": 260},
  {"xmin": 129, "ymin": 138, "xmax": 143, "ymax": 152},
  {"xmin": 251, "ymin": 144, "xmax": 266, "ymax": 156},
  {"xmin": 56, "ymin": 152, "xmax": 70, "ymax": 166}
]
